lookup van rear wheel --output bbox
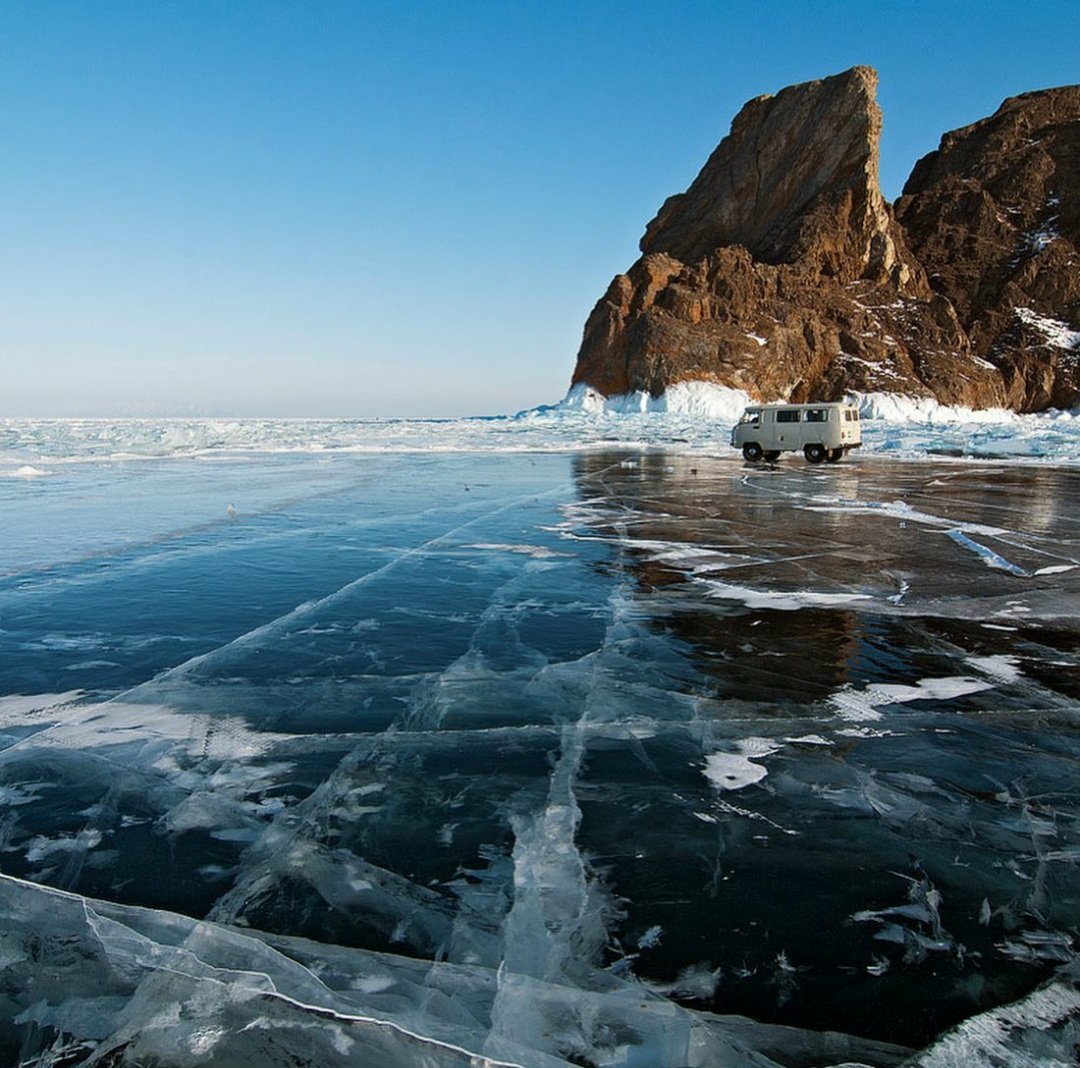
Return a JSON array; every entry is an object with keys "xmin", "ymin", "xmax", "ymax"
[
  {"xmin": 742, "ymin": 442, "xmax": 763, "ymax": 462},
  {"xmin": 804, "ymin": 444, "xmax": 826, "ymax": 464},
  {"xmin": 826, "ymin": 448, "xmax": 843, "ymax": 463}
]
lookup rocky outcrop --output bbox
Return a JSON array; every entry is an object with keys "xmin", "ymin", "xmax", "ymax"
[
  {"xmin": 641, "ymin": 67, "xmax": 920, "ymax": 290},
  {"xmin": 896, "ymin": 86, "xmax": 1080, "ymax": 411},
  {"xmin": 571, "ymin": 68, "xmax": 1080, "ymax": 412}
]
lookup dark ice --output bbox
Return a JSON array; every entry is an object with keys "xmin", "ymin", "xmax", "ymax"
[{"xmin": 1, "ymin": 452, "xmax": 1078, "ymax": 1066}]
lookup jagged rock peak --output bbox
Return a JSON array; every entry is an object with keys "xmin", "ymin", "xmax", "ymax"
[{"xmin": 639, "ymin": 66, "xmax": 918, "ymax": 290}]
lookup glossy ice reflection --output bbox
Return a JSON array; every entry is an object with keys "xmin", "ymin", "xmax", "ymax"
[{"xmin": 1, "ymin": 451, "xmax": 1078, "ymax": 1067}]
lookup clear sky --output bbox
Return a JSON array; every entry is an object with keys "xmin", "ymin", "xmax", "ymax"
[{"xmin": 2, "ymin": 1, "xmax": 1077, "ymax": 417}]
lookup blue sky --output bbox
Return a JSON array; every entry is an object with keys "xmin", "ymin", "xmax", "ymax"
[{"xmin": 2, "ymin": 1, "xmax": 1077, "ymax": 417}]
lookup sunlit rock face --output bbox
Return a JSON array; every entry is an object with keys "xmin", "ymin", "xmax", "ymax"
[
  {"xmin": 897, "ymin": 85, "xmax": 1080, "ymax": 412},
  {"xmin": 640, "ymin": 67, "xmax": 915, "ymax": 287},
  {"xmin": 571, "ymin": 68, "xmax": 1079, "ymax": 412}
]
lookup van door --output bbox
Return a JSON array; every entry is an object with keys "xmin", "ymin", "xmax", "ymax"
[
  {"xmin": 774, "ymin": 408, "xmax": 800, "ymax": 448},
  {"xmin": 802, "ymin": 408, "xmax": 829, "ymax": 447}
]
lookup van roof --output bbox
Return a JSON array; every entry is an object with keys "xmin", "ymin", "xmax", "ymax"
[{"xmin": 745, "ymin": 401, "xmax": 856, "ymax": 409}]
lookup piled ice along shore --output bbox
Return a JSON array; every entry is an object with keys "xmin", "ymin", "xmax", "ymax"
[{"xmin": 2, "ymin": 395, "xmax": 1079, "ymax": 472}]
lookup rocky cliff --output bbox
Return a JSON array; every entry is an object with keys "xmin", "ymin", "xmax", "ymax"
[
  {"xmin": 571, "ymin": 67, "xmax": 1079, "ymax": 412},
  {"xmin": 897, "ymin": 86, "xmax": 1080, "ymax": 411}
]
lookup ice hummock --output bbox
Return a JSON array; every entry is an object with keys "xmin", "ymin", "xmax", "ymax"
[{"xmin": 2, "ymin": 386, "xmax": 1080, "ymax": 473}]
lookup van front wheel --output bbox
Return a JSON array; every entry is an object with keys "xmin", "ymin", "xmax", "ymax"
[
  {"xmin": 742, "ymin": 443, "xmax": 763, "ymax": 462},
  {"xmin": 826, "ymin": 448, "xmax": 843, "ymax": 463},
  {"xmin": 804, "ymin": 444, "xmax": 826, "ymax": 464}
]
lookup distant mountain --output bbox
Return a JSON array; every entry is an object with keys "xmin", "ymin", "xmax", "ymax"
[{"xmin": 570, "ymin": 67, "xmax": 1079, "ymax": 413}]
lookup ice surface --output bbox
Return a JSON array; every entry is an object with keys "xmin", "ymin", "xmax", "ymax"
[{"xmin": 1, "ymin": 435, "xmax": 1078, "ymax": 1066}]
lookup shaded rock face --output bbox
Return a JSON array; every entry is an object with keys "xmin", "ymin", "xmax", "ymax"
[
  {"xmin": 572, "ymin": 68, "xmax": 1080, "ymax": 412},
  {"xmin": 897, "ymin": 87, "xmax": 1080, "ymax": 411}
]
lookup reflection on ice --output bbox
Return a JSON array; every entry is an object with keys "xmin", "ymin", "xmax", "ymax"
[{"xmin": 1, "ymin": 450, "xmax": 1078, "ymax": 1065}]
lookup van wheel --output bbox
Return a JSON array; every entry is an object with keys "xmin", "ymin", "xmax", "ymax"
[
  {"xmin": 804, "ymin": 444, "xmax": 826, "ymax": 464},
  {"xmin": 742, "ymin": 442, "xmax": 763, "ymax": 462},
  {"xmin": 763, "ymin": 450, "xmax": 781, "ymax": 462},
  {"xmin": 826, "ymin": 448, "xmax": 843, "ymax": 463}
]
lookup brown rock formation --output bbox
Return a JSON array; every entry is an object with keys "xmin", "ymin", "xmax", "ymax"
[
  {"xmin": 641, "ymin": 67, "xmax": 919, "ymax": 290},
  {"xmin": 896, "ymin": 86, "xmax": 1080, "ymax": 411},
  {"xmin": 571, "ymin": 68, "xmax": 1080, "ymax": 412}
]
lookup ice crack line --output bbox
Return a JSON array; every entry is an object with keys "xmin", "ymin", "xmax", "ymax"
[
  {"xmin": 485, "ymin": 535, "xmax": 639, "ymax": 1059},
  {"xmin": 116, "ymin": 480, "xmax": 580, "ymax": 700},
  {"xmin": 2, "ymin": 874, "xmax": 527, "ymax": 1068}
]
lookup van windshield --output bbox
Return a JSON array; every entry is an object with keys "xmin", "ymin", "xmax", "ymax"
[{"xmin": 740, "ymin": 409, "xmax": 762, "ymax": 424}]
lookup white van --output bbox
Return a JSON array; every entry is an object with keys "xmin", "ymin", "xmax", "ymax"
[{"xmin": 731, "ymin": 402, "xmax": 862, "ymax": 463}]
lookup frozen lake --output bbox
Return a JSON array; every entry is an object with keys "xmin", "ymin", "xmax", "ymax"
[{"xmin": 1, "ymin": 440, "xmax": 1078, "ymax": 1066}]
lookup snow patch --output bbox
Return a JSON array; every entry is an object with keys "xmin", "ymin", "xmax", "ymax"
[
  {"xmin": 464, "ymin": 543, "xmax": 571, "ymax": 560},
  {"xmin": 3, "ymin": 465, "xmax": 52, "ymax": 479},
  {"xmin": 701, "ymin": 578, "xmax": 871, "ymax": 611},
  {"xmin": 704, "ymin": 738, "xmax": 783, "ymax": 791},
  {"xmin": 1015, "ymin": 307, "xmax": 1080, "ymax": 350},
  {"xmin": 830, "ymin": 675, "xmax": 992, "ymax": 721},
  {"xmin": 967, "ymin": 656, "xmax": 1023, "ymax": 683}
]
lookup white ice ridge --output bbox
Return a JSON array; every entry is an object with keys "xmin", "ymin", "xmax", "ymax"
[
  {"xmin": 559, "ymin": 380, "xmax": 753, "ymax": 420},
  {"xmin": 947, "ymin": 529, "xmax": 1030, "ymax": 576},
  {"xmin": 911, "ymin": 968, "xmax": 1080, "ymax": 1067},
  {"xmin": 849, "ymin": 391, "xmax": 1020, "ymax": 424},
  {"xmin": 4, "ymin": 401, "xmax": 1080, "ymax": 466}
]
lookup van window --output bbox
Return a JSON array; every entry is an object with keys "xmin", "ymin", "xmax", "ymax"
[
  {"xmin": 844, "ymin": 409, "xmax": 859, "ymax": 422},
  {"xmin": 740, "ymin": 409, "xmax": 762, "ymax": 424},
  {"xmin": 804, "ymin": 409, "xmax": 828, "ymax": 422},
  {"xmin": 775, "ymin": 409, "xmax": 801, "ymax": 423}
]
